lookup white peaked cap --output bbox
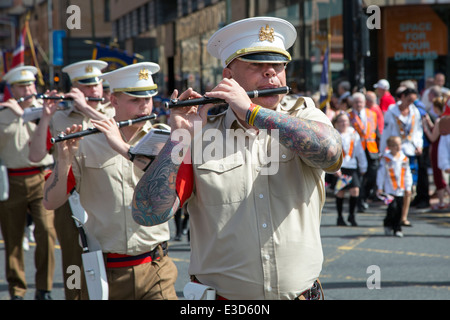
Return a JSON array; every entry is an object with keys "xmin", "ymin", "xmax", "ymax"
[
  {"xmin": 207, "ymin": 16, "xmax": 297, "ymax": 67},
  {"xmin": 99, "ymin": 62, "xmax": 160, "ymax": 98},
  {"xmin": 62, "ymin": 60, "xmax": 107, "ymax": 84},
  {"xmin": 3, "ymin": 66, "xmax": 37, "ymax": 85}
]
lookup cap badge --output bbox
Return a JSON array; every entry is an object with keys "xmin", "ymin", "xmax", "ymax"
[
  {"xmin": 138, "ymin": 68, "xmax": 149, "ymax": 80},
  {"xmin": 259, "ymin": 25, "xmax": 275, "ymax": 42},
  {"xmin": 21, "ymin": 70, "xmax": 28, "ymax": 76},
  {"xmin": 85, "ymin": 65, "xmax": 93, "ymax": 73}
]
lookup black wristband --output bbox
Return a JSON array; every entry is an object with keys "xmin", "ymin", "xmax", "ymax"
[{"xmin": 128, "ymin": 147, "xmax": 135, "ymax": 162}]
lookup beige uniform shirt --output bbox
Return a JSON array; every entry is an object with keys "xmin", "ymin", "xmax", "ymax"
[
  {"xmin": 72, "ymin": 121, "xmax": 170, "ymax": 255},
  {"xmin": 187, "ymin": 96, "xmax": 338, "ymax": 299},
  {"xmin": 50, "ymin": 102, "xmax": 115, "ymax": 137},
  {"xmin": 0, "ymin": 102, "xmax": 54, "ymax": 168}
]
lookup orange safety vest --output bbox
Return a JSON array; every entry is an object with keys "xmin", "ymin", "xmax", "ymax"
[
  {"xmin": 394, "ymin": 113, "xmax": 415, "ymax": 142},
  {"xmin": 384, "ymin": 155, "xmax": 408, "ymax": 191},
  {"xmin": 343, "ymin": 133, "xmax": 355, "ymax": 159},
  {"xmin": 349, "ymin": 109, "xmax": 378, "ymax": 154}
]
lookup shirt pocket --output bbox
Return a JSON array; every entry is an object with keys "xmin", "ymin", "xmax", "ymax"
[
  {"xmin": 268, "ymin": 146, "xmax": 301, "ymax": 197},
  {"xmin": 195, "ymin": 152, "xmax": 246, "ymax": 206},
  {"xmin": 83, "ymin": 156, "xmax": 117, "ymax": 179}
]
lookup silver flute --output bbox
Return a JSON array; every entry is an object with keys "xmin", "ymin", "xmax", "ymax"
[
  {"xmin": 164, "ymin": 86, "xmax": 291, "ymax": 109},
  {"xmin": 51, "ymin": 114, "xmax": 157, "ymax": 143}
]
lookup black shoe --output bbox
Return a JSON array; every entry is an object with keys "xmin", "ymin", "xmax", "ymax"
[
  {"xmin": 337, "ymin": 216, "xmax": 347, "ymax": 226},
  {"xmin": 11, "ymin": 295, "xmax": 24, "ymax": 300},
  {"xmin": 35, "ymin": 290, "xmax": 52, "ymax": 300},
  {"xmin": 348, "ymin": 216, "xmax": 358, "ymax": 226}
]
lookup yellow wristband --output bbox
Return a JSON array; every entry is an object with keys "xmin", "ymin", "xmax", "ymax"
[{"xmin": 248, "ymin": 105, "xmax": 261, "ymax": 126}]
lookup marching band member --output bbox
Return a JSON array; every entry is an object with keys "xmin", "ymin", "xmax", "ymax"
[
  {"xmin": 28, "ymin": 59, "xmax": 114, "ymax": 299},
  {"xmin": 43, "ymin": 62, "xmax": 177, "ymax": 300},
  {"xmin": 132, "ymin": 17, "xmax": 342, "ymax": 300},
  {"xmin": 0, "ymin": 66, "xmax": 56, "ymax": 300}
]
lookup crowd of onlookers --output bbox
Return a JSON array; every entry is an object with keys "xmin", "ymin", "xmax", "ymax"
[{"xmin": 312, "ymin": 73, "xmax": 450, "ymax": 237}]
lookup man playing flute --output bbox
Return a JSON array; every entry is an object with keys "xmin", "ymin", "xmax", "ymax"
[
  {"xmin": 132, "ymin": 17, "xmax": 343, "ymax": 300},
  {"xmin": 28, "ymin": 60, "xmax": 114, "ymax": 299},
  {"xmin": 43, "ymin": 62, "xmax": 177, "ymax": 300},
  {"xmin": 0, "ymin": 66, "xmax": 57, "ymax": 300}
]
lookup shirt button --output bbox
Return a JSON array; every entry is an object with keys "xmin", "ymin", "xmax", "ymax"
[
  {"xmin": 264, "ymin": 254, "xmax": 270, "ymax": 260},
  {"xmin": 282, "ymin": 154, "xmax": 287, "ymax": 159},
  {"xmin": 259, "ymin": 194, "xmax": 264, "ymax": 199},
  {"xmin": 262, "ymin": 223, "xmax": 267, "ymax": 228}
]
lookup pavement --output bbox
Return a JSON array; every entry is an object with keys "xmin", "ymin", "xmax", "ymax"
[{"xmin": 1, "ymin": 184, "xmax": 449, "ymax": 301}]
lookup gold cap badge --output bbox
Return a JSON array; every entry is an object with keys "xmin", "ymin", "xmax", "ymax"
[
  {"xmin": 85, "ymin": 65, "xmax": 93, "ymax": 73},
  {"xmin": 259, "ymin": 25, "xmax": 275, "ymax": 42},
  {"xmin": 138, "ymin": 68, "xmax": 149, "ymax": 80}
]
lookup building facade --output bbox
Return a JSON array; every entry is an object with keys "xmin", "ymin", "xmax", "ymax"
[{"xmin": 1, "ymin": 0, "xmax": 450, "ymax": 97}]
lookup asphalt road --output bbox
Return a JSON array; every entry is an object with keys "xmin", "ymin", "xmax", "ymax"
[{"xmin": 1, "ymin": 187, "xmax": 449, "ymax": 301}]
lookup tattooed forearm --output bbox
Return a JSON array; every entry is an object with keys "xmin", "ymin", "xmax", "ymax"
[
  {"xmin": 132, "ymin": 140, "xmax": 184, "ymax": 226},
  {"xmin": 44, "ymin": 162, "xmax": 60, "ymax": 202},
  {"xmin": 253, "ymin": 107, "xmax": 342, "ymax": 169}
]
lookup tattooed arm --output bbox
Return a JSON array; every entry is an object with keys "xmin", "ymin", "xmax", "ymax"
[
  {"xmin": 132, "ymin": 139, "xmax": 187, "ymax": 226},
  {"xmin": 204, "ymin": 78, "xmax": 342, "ymax": 172},
  {"xmin": 132, "ymin": 88, "xmax": 203, "ymax": 227},
  {"xmin": 253, "ymin": 107, "xmax": 343, "ymax": 171}
]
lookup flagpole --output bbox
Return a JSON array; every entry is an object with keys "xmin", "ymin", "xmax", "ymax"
[
  {"xmin": 25, "ymin": 13, "xmax": 45, "ymax": 87},
  {"xmin": 48, "ymin": 0, "xmax": 54, "ymax": 87}
]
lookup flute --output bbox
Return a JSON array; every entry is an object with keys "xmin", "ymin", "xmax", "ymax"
[
  {"xmin": 1, "ymin": 94, "xmax": 104, "ymax": 112},
  {"xmin": 165, "ymin": 86, "xmax": 291, "ymax": 109},
  {"xmin": 30, "ymin": 94, "xmax": 104, "ymax": 102},
  {"xmin": 51, "ymin": 114, "xmax": 157, "ymax": 143}
]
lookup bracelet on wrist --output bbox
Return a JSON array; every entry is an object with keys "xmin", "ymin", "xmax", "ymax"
[
  {"xmin": 246, "ymin": 103, "xmax": 261, "ymax": 126},
  {"xmin": 127, "ymin": 147, "xmax": 135, "ymax": 162}
]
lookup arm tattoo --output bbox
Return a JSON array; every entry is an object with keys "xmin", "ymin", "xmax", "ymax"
[
  {"xmin": 253, "ymin": 107, "xmax": 342, "ymax": 169},
  {"xmin": 44, "ymin": 161, "xmax": 59, "ymax": 202},
  {"xmin": 132, "ymin": 140, "xmax": 183, "ymax": 226}
]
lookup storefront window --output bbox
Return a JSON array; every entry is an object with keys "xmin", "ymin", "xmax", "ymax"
[{"xmin": 256, "ymin": 0, "xmax": 344, "ymax": 96}]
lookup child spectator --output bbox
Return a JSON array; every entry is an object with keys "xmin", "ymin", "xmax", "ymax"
[
  {"xmin": 377, "ymin": 136, "xmax": 413, "ymax": 237},
  {"xmin": 333, "ymin": 112, "xmax": 367, "ymax": 226}
]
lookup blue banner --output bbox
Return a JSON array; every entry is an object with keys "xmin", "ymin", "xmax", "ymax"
[
  {"xmin": 92, "ymin": 44, "xmax": 137, "ymax": 71},
  {"xmin": 53, "ymin": 30, "xmax": 66, "ymax": 66}
]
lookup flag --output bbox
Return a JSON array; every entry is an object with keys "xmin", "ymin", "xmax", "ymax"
[
  {"xmin": 319, "ymin": 47, "xmax": 331, "ymax": 111},
  {"xmin": 11, "ymin": 26, "xmax": 26, "ymax": 68},
  {"xmin": 2, "ymin": 26, "xmax": 26, "ymax": 101},
  {"xmin": 334, "ymin": 174, "xmax": 353, "ymax": 194},
  {"xmin": 92, "ymin": 43, "xmax": 137, "ymax": 72},
  {"xmin": 377, "ymin": 192, "xmax": 394, "ymax": 205}
]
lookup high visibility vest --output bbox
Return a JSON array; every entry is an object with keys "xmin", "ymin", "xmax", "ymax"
[
  {"xmin": 349, "ymin": 109, "xmax": 379, "ymax": 154},
  {"xmin": 394, "ymin": 113, "xmax": 415, "ymax": 142},
  {"xmin": 384, "ymin": 155, "xmax": 408, "ymax": 191},
  {"xmin": 343, "ymin": 134, "xmax": 355, "ymax": 159}
]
